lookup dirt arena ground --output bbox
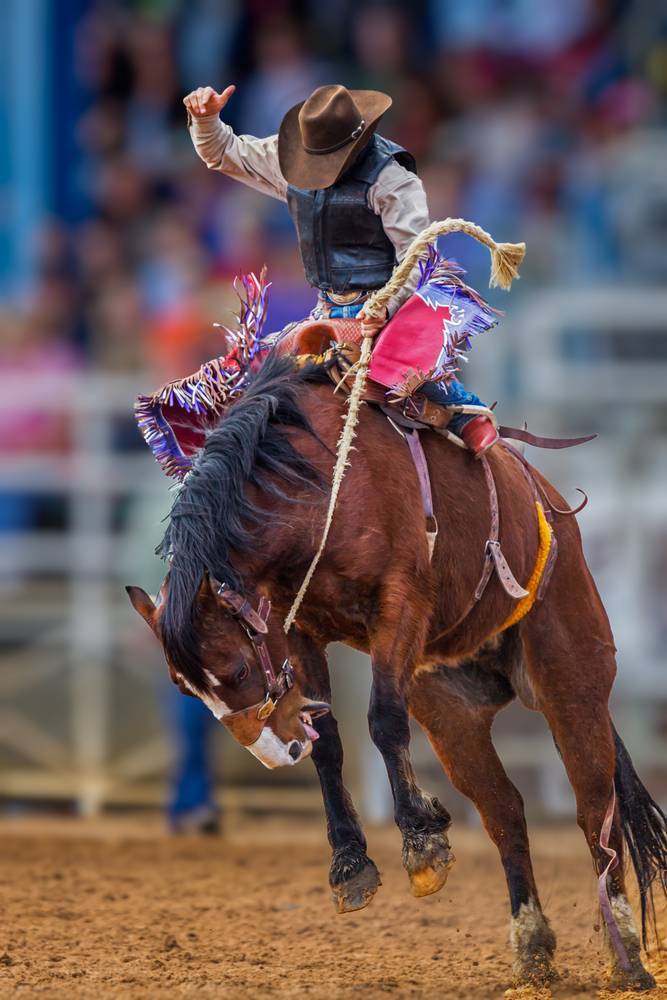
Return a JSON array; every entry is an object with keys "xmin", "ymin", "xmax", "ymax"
[{"xmin": 0, "ymin": 816, "xmax": 664, "ymax": 999}]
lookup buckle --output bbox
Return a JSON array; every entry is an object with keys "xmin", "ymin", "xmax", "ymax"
[
  {"xmin": 256, "ymin": 696, "xmax": 276, "ymax": 721},
  {"xmin": 282, "ymin": 659, "xmax": 294, "ymax": 689},
  {"xmin": 402, "ymin": 397, "xmax": 423, "ymax": 421}
]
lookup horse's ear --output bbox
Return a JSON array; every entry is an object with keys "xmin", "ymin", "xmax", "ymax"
[
  {"xmin": 125, "ymin": 586, "xmax": 157, "ymax": 626},
  {"xmin": 198, "ymin": 574, "xmax": 221, "ymax": 603}
]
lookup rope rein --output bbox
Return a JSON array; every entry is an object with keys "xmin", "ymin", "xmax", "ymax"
[{"xmin": 282, "ymin": 218, "xmax": 525, "ymax": 633}]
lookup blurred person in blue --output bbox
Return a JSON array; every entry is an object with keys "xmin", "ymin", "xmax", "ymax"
[
  {"xmin": 182, "ymin": 81, "xmax": 499, "ymax": 456},
  {"xmin": 166, "ymin": 680, "xmax": 220, "ymax": 834}
]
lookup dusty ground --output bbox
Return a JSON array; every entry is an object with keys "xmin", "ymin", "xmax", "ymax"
[{"xmin": 0, "ymin": 816, "xmax": 664, "ymax": 999}]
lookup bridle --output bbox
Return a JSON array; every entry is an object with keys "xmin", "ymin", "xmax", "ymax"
[{"xmin": 211, "ymin": 579, "xmax": 295, "ymax": 746}]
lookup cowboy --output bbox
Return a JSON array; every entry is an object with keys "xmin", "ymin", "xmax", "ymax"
[{"xmin": 183, "ymin": 83, "xmax": 497, "ymax": 455}]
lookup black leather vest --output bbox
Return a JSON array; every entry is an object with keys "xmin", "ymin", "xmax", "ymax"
[{"xmin": 286, "ymin": 134, "xmax": 417, "ymax": 293}]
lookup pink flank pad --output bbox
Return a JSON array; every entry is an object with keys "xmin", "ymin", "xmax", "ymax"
[
  {"xmin": 368, "ymin": 280, "xmax": 498, "ymax": 391},
  {"xmin": 369, "ymin": 294, "xmax": 454, "ymax": 389}
]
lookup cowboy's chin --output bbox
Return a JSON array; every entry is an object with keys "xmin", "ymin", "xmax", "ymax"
[{"xmin": 247, "ymin": 729, "xmax": 313, "ymax": 769}]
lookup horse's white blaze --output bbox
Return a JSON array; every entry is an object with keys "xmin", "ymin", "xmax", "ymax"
[
  {"xmin": 247, "ymin": 728, "xmax": 312, "ymax": 769},
  {"xmin": 178, "ymin": 671, "xmax": 314, "ymax": 769},
  {"xmin": 178, "ymin": 673, "xmax": 231, "ymax": 721}
]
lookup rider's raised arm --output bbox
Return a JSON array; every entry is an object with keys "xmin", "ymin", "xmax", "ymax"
[
  {"xmin": 188, "ymin": 114, "xmax": 287, "ymax": 202},
  {"xmin": 368, "ymin": 161, "xmax": 430, "ymax": 317},
  {"xmin": 184, "ymin": 84, "xmax": 287, "ymax": 203}
]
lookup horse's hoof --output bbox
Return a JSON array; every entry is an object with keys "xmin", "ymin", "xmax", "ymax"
[
  {"xmin": 512, "ymin": 956, "xmax": 558, "ymax": 988},
  {"xmin": 607, "ymin": 965, "xmax": 656, "ymax": 991},
  {"xmin": 403, "ymin": 829, "xmax": 455, "ymax": 898},
  {"xmin": 330, "ymin": 850, "xmax": 381, "ymax": 914}
]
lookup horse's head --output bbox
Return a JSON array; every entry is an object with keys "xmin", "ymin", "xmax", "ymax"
[{"xmin": 126, "ymin": 576, "xmax": 329, "ymax": 768}]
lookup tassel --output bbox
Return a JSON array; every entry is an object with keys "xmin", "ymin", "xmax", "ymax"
[{"xmin": 489, "ymin": 241, "xmax": 526, "ymax": 290}]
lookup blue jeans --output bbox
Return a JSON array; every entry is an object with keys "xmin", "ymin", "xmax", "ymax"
[
  {"xmin": 421, "ymin": 378, "xmax": 487, "ymax": 435},
  {"xmin": 166, "ymin": 685, "xmax": 218, "ymax": 825}
]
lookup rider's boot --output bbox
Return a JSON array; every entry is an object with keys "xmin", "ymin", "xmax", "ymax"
[{"xmin": 460, "ymin": 415, "xmax": 498, "ymax": 458}]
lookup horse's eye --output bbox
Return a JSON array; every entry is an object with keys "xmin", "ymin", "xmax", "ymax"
[{"xmin": 237, "ymin": 663, "xmax": 249, "ymax": 684}]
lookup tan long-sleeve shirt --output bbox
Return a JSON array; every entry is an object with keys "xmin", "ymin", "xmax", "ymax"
[{"xmin": 188, "ymin": 114, "xmax": 430, "ymax": 316}]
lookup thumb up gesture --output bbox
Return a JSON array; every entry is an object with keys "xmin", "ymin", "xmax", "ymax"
[{"xmin": 183, "ymin": 84, "xmax": 236, "ymax": 118}]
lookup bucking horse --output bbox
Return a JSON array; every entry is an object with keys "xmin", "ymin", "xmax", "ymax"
[{"xmin": 128, "ymin": 222, "xmax": 666, "ymax": 991}]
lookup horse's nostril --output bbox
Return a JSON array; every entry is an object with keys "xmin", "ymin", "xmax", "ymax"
[{"xmin": 288, "ymin": 741, "xmax": 302, "ymax": 761}]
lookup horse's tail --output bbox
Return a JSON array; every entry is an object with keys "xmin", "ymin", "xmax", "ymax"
[{"xmin": 613, "ymin": 725, "xmax": 667, "ymax": 945}]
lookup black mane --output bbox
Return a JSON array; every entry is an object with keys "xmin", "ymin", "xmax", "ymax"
[{"xmin": 157, "ymin": 353, "xmax": 328, "ymax": 687}]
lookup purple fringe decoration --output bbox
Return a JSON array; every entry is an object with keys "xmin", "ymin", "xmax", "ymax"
[
  {"xmin": 221, "ymin": 267, "xmax": 271, "ymax": 366},
  {"xmin": 135, "ymin": 268, "xmax": 271, "ymax": 480},
  {"xmin": 416, "ymin": 245, "xmax": 466, "ymax": 291}
]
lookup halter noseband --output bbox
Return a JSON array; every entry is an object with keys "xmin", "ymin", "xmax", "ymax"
[{"xmin": 211, "ymin": 579, "xmax": 294, "ymax": 746}]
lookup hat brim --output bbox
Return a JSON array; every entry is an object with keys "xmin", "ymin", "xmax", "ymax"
[{"xmin": 278, "ymin": 90, "xmax": 392, "ymax": 191}]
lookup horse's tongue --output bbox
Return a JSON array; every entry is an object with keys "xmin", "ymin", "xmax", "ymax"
[{"xmin": 303, "ymin": 722, "xmax": 319, "ymax": 742}]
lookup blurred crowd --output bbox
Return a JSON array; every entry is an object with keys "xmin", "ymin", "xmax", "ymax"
[
  {"xmin": 6, "ymin": 0, "xmax": 666, "ymax": 383},
  {"xmin": 1, "ymin": 0, "xmax": 665, "ymax": 533}
]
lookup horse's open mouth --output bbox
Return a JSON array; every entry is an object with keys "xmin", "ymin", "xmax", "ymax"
[
  {"xmin": 299, "ymin": 710, "xmax": 321, "ymax": 743},
  {"xmin": 299, "ymin": 701, "xmax": 329, "ymax": 742}
]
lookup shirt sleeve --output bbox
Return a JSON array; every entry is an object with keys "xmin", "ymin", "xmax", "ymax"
[
  {"xmin": 188, "ymin": 113, "xmax": 288, "ymax": 202},
  {"xmin": 367, "ymin": 161, "xmax": 431, "ymax": 317}
]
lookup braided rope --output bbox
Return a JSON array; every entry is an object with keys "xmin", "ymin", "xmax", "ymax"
[
  {"xmin": 363, "ymin": 217, "xmax": 525, "ymax": 318},
  {"xmin": 283, "ymin": 332, "xmax": 373, "ymax": 633},
  {"xmin": 282, "ymin": 218, "xmax": 525, "ymax": 632}
]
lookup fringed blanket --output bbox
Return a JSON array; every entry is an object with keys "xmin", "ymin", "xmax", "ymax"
[{"xmin": 135, "ymin": 254, "xmax": 499, "ymax": 480}]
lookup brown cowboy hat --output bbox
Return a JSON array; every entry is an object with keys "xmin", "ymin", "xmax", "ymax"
[{"xmin": 278, "ymin": 84, "xmax": 392, "ymax": 190}]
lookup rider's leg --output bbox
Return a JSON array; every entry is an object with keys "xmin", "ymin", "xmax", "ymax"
[{"xmin": 420, "ymin": 379, "xmax": 498, "ymax": 456}]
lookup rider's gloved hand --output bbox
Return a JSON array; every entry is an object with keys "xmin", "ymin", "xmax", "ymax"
[
  {"xmin": 359, "ymin": 306, "xmax": 388, "ymax": 339},
  {"xmin": 183, "ymin": 84, "xmax": 236, "ymax": 118}
]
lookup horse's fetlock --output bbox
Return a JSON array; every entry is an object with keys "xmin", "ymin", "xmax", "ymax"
[
  {"xmin": 329, "ymin": 843, "xmax": 372, "ymax": 886},
  {"xmin": 423, "ymin": 793, "xmax": 452, "ymax": 829},
  {"xmin": 604, "ymin": 894, "xmax": 655, "ymax": 990},
  {"xmin": 510, "ymin": 899, "xmax": 557, "ymax": 986}
]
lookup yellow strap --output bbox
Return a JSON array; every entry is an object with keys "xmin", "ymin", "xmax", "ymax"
[{"xmin": 494, "ymin": 502, "xmax": 552, "ymax": 634}]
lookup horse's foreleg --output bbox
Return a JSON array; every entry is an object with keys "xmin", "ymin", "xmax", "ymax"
[
  {"xmin": 367, "ymin": 615, "xmax": 454, "ymax": 897},
  {"xmin": 409, "ymin": 663, "xmax": 556, "ymax": 987},
  {"xmin": 289, "ymin": 631, "xmax": 381, "ymax": 912}
]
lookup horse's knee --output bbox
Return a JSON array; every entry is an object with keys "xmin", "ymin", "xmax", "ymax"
[{"xmin": 367, "ymin": 695, "xmax": 409, "ymax": 752}]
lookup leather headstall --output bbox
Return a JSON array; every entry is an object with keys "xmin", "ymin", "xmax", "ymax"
[{"xmin": 210, "ymin": 579, "xmax": 295, "ymax": 746}]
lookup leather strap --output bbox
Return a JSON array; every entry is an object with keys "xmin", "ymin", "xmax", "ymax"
[
  {"xmin": 486, "ymin": 541, "xmax": 529, "ymax": 599},
  {"xmin": 431, "ymin": 455, "xmax": 529, "ymax": 640},
  {"xmin": 500, "ymin": 439, "xmax": 588, "ymax": 519},
  {"xmin": 208, "ymin": 579, "xmax": 295, "ymax": 743},
  {"xmin": 216, "ymin": 583, "xmax": 270, "ymax": 636},
  {"xmin": 499, "ymin": 425, "xmax": 597, "ymax": 450},
  {"xmin": 401, "ymin": 395, "xmax": 452, "ymax": 429},
  {"xmin": 598, "ymin": 785, "xmax": 631, "ymax": 971},
  {"xmin": 404, "ymin": 430, "xmax": 438, "ymax": 561}
]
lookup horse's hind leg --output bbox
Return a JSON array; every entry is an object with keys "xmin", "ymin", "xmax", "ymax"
[
  {"xmin": 289, "ymin": 631, "xmax": 381, "ymax": 913},
  {"xmin": 409, "ymin": 655, "xmax": 557, "ymax": 987},
  {"xmin": 521, "ymin": 546, "xmax": 656, "ymax": 990}
]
